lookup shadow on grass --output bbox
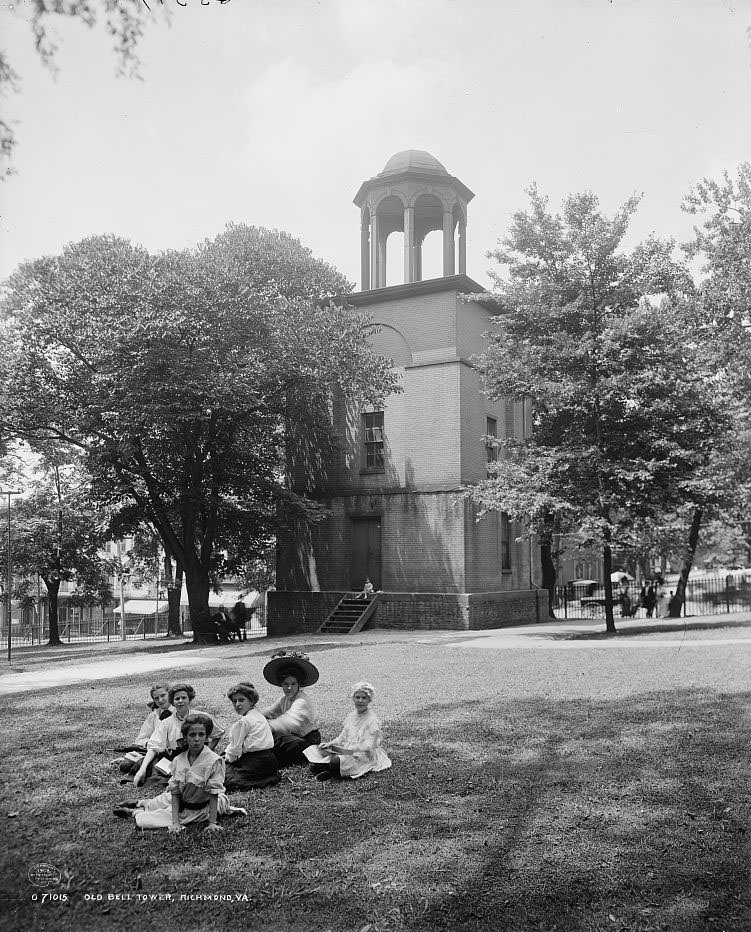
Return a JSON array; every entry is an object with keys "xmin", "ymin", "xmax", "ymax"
[
  {"xmin": 536, "ymin": 618, "xmax": 751, "ymax": 641},
  {"xmin": 2, "ymin": 686, "xmax": 750, "ymax": 932}
]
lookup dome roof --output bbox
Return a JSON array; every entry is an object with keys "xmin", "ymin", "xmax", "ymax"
[{"xmin": 380, "ymin": 149, "xmax": 448, "ymax": 176}]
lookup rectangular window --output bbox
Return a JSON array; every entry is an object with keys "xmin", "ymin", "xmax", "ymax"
[
  {"xmin": 501, "ymin": 513, "xmax": 512, "ymax": 571},
  {"xmin": 363, "ymin": 411, "xmax": 385, "ymax": 472},
  {"xmin": 486, "ymin": 416, "xmax": 498, "ymax": 463},
  {"xmin": 504, "ymin": 398, "xmax": 515, "ymax": 440}
]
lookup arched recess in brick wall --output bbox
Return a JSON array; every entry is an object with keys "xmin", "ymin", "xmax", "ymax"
[{"xmin": 369, "ymin": 323, "xmax": 413, "ymax": 367}]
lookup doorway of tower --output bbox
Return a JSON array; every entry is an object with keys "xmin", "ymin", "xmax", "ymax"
[{"xmin": 350, "ymin": 516, "xmax": 382, "ymax": 590}]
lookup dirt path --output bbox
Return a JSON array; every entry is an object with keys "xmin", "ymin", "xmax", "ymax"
[{"xmin": 1, "ymin": 613, "xmax": 748, "ymax": 696}]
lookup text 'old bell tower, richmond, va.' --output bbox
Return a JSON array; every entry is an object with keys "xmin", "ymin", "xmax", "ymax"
[{"xmin": 270, "ymin": 150, "xmax": 546, "ymax": 634}]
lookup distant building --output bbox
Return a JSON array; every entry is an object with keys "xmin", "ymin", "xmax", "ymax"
[{"xmin": 272, "ymin": 151, "xmax": 546, "ymax": 633}]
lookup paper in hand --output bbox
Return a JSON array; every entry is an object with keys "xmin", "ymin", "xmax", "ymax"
[{"xmin": 302, "ymin": 745, "xmax": 333, "ymax": 764}]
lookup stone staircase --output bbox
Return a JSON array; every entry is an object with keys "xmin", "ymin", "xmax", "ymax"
[{"xmin": 317, "ymin": 593, "xmax": 380, "ymax": 634}]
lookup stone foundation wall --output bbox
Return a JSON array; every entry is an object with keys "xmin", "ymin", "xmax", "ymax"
[
  {"xmin": 267, "ymin": 590, "xmax": 350, "ymax": 638},
  {"xmin": 373, "ymin": 589, "xmax": 547, "ymax": 630},
  {"xmin": 268, "ymin": 588, "xmax": 548, "ymax": 636}
]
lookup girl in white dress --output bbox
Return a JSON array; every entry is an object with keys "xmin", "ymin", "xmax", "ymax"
[
  {"xmin": 113, "ymin": 714, "xmax": 245, "ymax": 831},
  {"xmin": 308, "ymin": 681, "xmax": 391, "ymax": 781},
  {"xmin": 115, "ymin": 683, "xmax": 173, "ymax": 775}
]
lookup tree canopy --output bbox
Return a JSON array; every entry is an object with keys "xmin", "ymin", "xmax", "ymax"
[
  {"xmin": 0, "ymin": 226, "xmax": 398, "ymax": 625},
  {"xmin": 468, "ymin": 187, "xmax": 729, "ymax": 632},
  {"xmin": 1, "ymin": 460, "xmax": 115, "ymax": 645}
]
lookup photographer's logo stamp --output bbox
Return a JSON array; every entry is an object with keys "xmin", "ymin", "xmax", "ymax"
[{"xmin": 28, "ymin": 863, "xmax": 61, "ymax": 888}]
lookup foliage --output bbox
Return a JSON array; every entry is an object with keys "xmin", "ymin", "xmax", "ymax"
[
  {"xmin": 0, "ymin": 226, "xmax": 398, "ymax": 624},
  {"xmin": 683, "ymin": 164, "xmax": 751, "ymax": 326},
  {"xmin": 1, "ymin": 0, "xmax": 164, "ymax": 170},
  {"xmin": 469, "ymin": 186, "xmax": 728, "ymax": 632},
  {"xmin": 0, "ymin": 460, "xmax": 115, "ymax": 644}
]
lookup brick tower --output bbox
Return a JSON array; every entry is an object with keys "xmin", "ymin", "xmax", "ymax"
[{"xmin": 271, "ymin": 150, "xmax": 545, "ymax": 633}]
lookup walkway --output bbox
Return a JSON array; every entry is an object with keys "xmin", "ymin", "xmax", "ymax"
[{"xmin": 0, "ymin": 613, "xmax": 748, "ymax": 696}]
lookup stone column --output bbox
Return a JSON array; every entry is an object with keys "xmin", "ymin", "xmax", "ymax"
[
  {"xmin": 378, "ymin": 225, "xmax": 388, "ymax": 288},
  {"xmin": 369, "ymin": 212, "xmax": 379, "ymax": 290},
  {"xmin": 403, "ymin": 205, "xmax": 416, "ymax": 283},
  {"xmin": 361, "ymin": 211, "xmax": 370, "ymax": 291},
  {"xmin": 458, "ymin": 215, "xmax": 467, "ymax": 274},
  {"xmin": 442, "ymin": 210, "xmax": 455, "ymax": 276}
]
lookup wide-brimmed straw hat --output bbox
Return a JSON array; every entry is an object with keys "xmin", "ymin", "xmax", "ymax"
[{"xmin": 262, "ymin": 649, "xmax": 320, "ymax": 687}]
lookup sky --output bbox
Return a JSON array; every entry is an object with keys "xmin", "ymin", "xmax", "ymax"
[{"xmin": 1, "ymin": 0, "xmax": 750, "ymax": 291}]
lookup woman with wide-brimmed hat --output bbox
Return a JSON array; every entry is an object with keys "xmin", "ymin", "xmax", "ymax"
[{"xmin": 260, "ymin": 649, "xmax": 321, "ymax": 767}]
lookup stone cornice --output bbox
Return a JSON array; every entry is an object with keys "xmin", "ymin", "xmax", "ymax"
[{"xmin": 342, "ymin": 274, "xmax": 501, "ymax": 313}]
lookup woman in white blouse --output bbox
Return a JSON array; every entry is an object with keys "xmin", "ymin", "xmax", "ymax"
[
  {"xmin": 133, "ymin": 683, "xmax": 225, "ymax": 788},
  {"xmin": 260, "ymin": 650, "xmax": 321, "ymax": 767},
  {"xmin": 222, "ymin": 682, "xmax": 280, "ymax": 790}
]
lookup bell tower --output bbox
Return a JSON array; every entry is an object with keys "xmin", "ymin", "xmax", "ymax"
[
  {"xmin": 353, "ymin": 149, "xmax": 474, "ymax": 289},
  {"xmin": 271, "ymin": 150, "xmax": 546, "ymax": 636}
]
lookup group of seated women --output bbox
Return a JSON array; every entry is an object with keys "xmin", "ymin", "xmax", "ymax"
[{"xmin": 111, "ymin": 649, "xmax": 391, "ymax": 832}]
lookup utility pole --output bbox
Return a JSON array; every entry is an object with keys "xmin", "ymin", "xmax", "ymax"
[{"xmin": 2, "ymin": 490, "xmax": 22, "ymax": 663}]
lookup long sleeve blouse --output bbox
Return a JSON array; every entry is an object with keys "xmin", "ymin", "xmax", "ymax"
[
  {"xmin": 146, "ymin": 709, "xmax": 225, "ymax": 754},
  {"xmin": 261, "ymin": 689, "xmax": 319, "ymax": 738},
  {"xmin": 224, "ymin": 709, "xmax": 274, "ymax": 762},
  {"xmin": 332, "ymin": 707, "xmax": 391, "ymax": 779},
  {"xmin": 135, "ymin": 707, "xmax": 173, "ymax": 746}
]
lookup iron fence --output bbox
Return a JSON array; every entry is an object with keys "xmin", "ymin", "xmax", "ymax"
[
  {"xmin": 1, "ymin": 602, "xmax": 268, "ymax": 650},
  {"xmin": 553, "ymin": 573, "xmax": 751, "ymax": 619}
]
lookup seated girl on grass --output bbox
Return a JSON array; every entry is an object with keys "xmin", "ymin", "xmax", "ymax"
[
  {"xmin": 132, "ymin": 683, "xmax": 224, "ymax": 788},
  {"xmin": 223, "ymin": 683, "xmax": 281, "ymax": 790},
  {"xmin": 306, "ymin": 681, "xmax": 392, "ymax": 782},
  {"xmin": 114, "ymin": 683, "xmax": 173, "ymax": 776},
  {"xmin": 113, "ymin": 713, "xmax": 245, "ymax": 831}
]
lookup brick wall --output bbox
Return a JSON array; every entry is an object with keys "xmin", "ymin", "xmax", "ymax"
[
  {"xmin": 267, "ymin": 588, "xmax": 548, "ymax": 635},
  {"xmin": 267, "ymin": 590, "xmax": 350, "ymax": 637}
]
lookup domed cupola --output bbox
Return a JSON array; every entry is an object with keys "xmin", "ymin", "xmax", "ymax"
[{"xmin": 354, "ymin": 150, "xmax": 474, "ymax": 290}]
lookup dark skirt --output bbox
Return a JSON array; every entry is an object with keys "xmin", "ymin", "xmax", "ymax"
[
  {"xmin": 273, "ymin": 729, "xmax": 322, "ymax": 768},
  {"xmin": 224, "ymin": 749, "xmax": 281, "ymax": 791}
]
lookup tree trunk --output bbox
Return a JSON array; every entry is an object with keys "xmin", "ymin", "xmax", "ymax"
[
  {"xmin": 43, "ymin": 577, "xmax": 62, "ymax": 646},
  {"xmin": 163, "ymin": 551, "xmax": 184, "ymax": 638},
  {"xmin": 669, "ymin": 508, "xmax": 702, "ymax": 618},
  {"xmin": 184, "ymin": 560, "xmax": 211, "ymax": 643},
  {"xmin": 602, "ymin": 534, "xmax": 617, "ymax": 635},
  {"xmin": 540, "ymin": 538, "xmax": 557, "ymax": 618}
]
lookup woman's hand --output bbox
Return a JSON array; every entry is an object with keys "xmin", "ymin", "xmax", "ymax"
[
  {"xmin": 204, "ymin": 822, "xmax": 223, "ymax": 833},
  {"xmin": 168, "ymin": 824, "xmax": 184, "ymax": 834},
  {"xmin": 133, "ymin": 768, "xmax": 146, "ymax": 788}
]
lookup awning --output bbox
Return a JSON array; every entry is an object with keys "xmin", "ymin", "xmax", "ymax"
[
  {"xmin": 117, "ymin": 600, "xmax": 169, "ymax": 615},
  {"xmin": 117, "ymin": 591, "xmax": 264, "ymax": 613},
  {"xmin": 193, "ymin": 589, "xmax": 263, "ymax": 609}
]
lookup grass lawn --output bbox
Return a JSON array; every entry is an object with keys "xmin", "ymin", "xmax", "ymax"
[{"xmin": 2, "ymin": 626, "xmax": 750, "ymax": 932}]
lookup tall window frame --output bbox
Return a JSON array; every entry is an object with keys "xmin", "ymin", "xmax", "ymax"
[
  {"xmin": 362, "ymin": 411, "xmax": 385, "ymax": 473},
  {"xmin": 486, "ymin": 416, "xmax": 498, "ymax": 465},
  {"xmin": 501, "ymin": 512, "xmax": 512, "ymax": 571}
]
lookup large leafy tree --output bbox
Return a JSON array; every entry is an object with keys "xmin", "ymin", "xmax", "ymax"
[
  {"xmin": 1, "ymin": 463, "xmax": 114, "ymax": 645},
  {"xmin": 468, "ymin": 187, "xmax": 728, "ymax": 633},
  {"xmin": 667, "ymin": 163, "xmax": 751, "ymax": 612},
  {"xmin": 0, "ymin": 227, "xmax": 397, "ymax": 627}
]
